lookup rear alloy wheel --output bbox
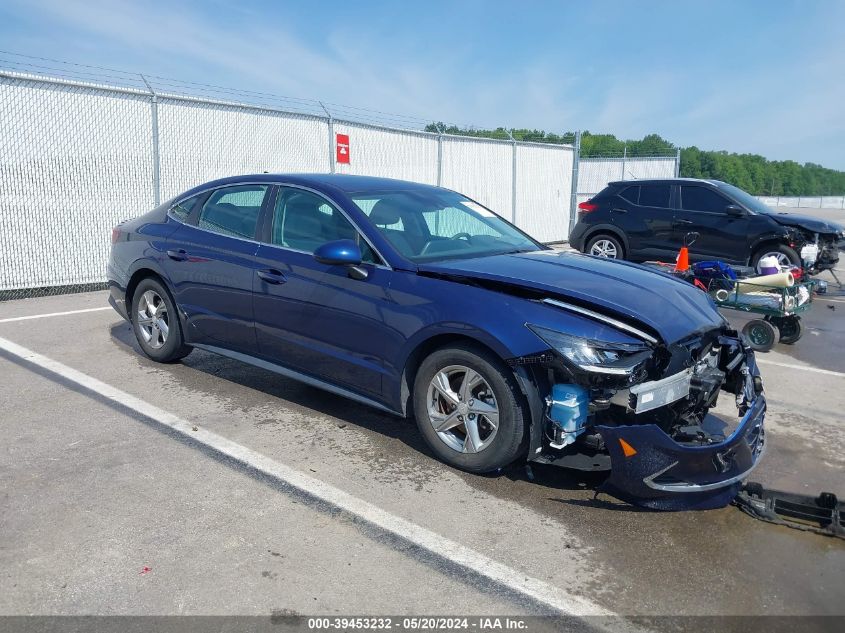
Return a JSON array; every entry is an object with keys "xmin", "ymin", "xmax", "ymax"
[
  {"xmin": 413, "ymin": 344, "xmax": 526, "ymax": 473},
  {"xmin": 131, "ymin": 277, "xmax": 192, "ymax": 363},
  {"xmin": 586, "ymin": 234, "xmax": 623, "ymax": 260}
]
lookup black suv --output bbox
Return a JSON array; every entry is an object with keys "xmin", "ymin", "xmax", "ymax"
[{"xmin": 570, "ymin": 178, "xmax": 844, "ymax": 273}]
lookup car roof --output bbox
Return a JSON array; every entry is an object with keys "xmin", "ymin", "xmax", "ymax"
[
  {"xmin": 184, "ymin": 173, "xmax": 444, "ymax": 196},
  {"xmin": 607, "ymin": 177, "xmax": 726, "ymax": 187}
]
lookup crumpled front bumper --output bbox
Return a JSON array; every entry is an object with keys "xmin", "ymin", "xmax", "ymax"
[{"xmin": 596, "ymin": 351, "xmax": 766, "ymax": 511}]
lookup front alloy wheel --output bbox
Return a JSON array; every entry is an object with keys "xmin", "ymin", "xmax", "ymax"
[
  {"xmin": 753, "ymin": 244, "xmax": 801, "ymax": 274},
  {"xmin": 413, "ymin": 344, "xmax": 527, "ymax": 473},
  {"xmin": 427, "ymin": 365, "xmax": 499, "ymax": 454}
]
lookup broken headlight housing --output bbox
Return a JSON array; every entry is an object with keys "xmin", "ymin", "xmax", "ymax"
[{"xmin": 527, "ymin": 325, "xmax": 651, "ymax": 376}]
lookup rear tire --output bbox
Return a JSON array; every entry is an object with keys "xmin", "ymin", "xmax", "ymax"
[
  {"xmin": 752, "ymin": 244, "xmax": 801, "ymax": 273},
  {"xmin": 130, "ymin": 277, "xmax": 192, "ymax": 363},
  {"xmin": 413, "ymin": 344, "xmax": 527, "ymax": 473},
  {"xmin": 586, "ymin": 234, "xmax": 624, "ymax": 260}
]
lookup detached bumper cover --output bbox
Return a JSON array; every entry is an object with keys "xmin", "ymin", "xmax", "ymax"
[{"xmin": 597, "ymin": 353, "xmax": 766, "ymax": 510}]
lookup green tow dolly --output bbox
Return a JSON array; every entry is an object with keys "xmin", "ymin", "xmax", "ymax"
[{"xmin": 710, "ymin": 279, "xmax": 815, "ymax": 353}]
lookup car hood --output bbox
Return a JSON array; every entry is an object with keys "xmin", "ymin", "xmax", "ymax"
[
  {"xmin": 418, "ymin": 251, "xmax": 724, "ymax": 344},
  {"xmin": 767, "ymin": 212, "xmax": 844, "ymax": 235}
]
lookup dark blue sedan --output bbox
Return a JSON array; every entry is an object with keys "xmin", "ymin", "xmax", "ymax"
[{"xmin": 108, "ymin": 174, "xmax": 766, "ymax": 509}]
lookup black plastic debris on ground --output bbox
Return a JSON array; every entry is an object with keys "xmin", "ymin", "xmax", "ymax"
[{"xmin": 734, "ymin": 481, "xmax": 844, "ymax": 539}]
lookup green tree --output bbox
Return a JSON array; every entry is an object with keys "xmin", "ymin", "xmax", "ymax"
[{"xmin": 423, "ymin": 123, "xmax": 845, "ymax": 194}]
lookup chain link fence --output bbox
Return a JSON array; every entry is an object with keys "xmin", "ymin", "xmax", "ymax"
[
  {"xmin": 1, "ymin": 66, "xmax": 675, "ymax": 300},
  {"xmin": 575, "ymin": 152, "xmax": 680, "ymax": 207}
]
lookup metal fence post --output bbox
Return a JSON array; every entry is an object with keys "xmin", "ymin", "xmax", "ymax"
[
  {"xmin": 569, "ymin": 131, "xmax": 582, "ymax": 236},
  {"xmin": 436, "ymin": 124, "xmax": 443, "ymax": 187},
  {"xmin": 505, "ymin": 129, "xmax": 517, "ymax": 223},
  {"xmin": 621, "ymin": 145, "xmax": 627, "ymax": 180},
  {"xmin": 319, "ymin": 101, "xmax": 335, "ymax": 174},
  {"xmin": 140, "ymin": 74, "xmax": 161, "ymax": 206},
  {"xmin": 675, "ymin": 147, "xmax": 681, "ymax": 177}
]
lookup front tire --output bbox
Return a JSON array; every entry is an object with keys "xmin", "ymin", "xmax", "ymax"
[
  {"xmin": 413, "ymin": 344, "xmax": 527, "ymax": 473},
  {"xmin": 586, "ymin": 234, "xmax": 624, "ymax": 260},
  {"xmin": 130, "ymin": 277, "xmax": 192, "ymax": 363},
  {"xmin": 752, "ymin": 244, "xmax": 801, "ymax": 273}
]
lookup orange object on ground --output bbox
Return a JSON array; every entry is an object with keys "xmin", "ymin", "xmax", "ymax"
[{"xmin": 675, "ymin": 246, "xmax": 689, "ymax": 272}]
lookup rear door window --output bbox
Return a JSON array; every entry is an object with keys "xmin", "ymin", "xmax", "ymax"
[
  {"xmin": 198, "ymin": 185, "xmax": 268, "ymax": 239},
  {"xmin": 169, "ymin": 193, "xmax": 204, "ymax": 222},
  {"xmin": 680, "ymin": 186, "xmax": 731, "ymax": 214},
  {"xmin": 619, "ymin": 186, "xmax": 639, "ymax": 204},
  {"xmin": 638, "ymin": 184, "xmax": 671, "ymax": 208}
]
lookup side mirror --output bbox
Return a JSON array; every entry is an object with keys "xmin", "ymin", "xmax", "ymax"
[
  {"xmin": 314, "ymin": 239, "xmax": 362, "ymax": 266},
  {"xmin": 725, "ymin": 204, "xmax": 744, "ymax": 217},
  {"xmin": 313, "ymin": 239, "xmax": 368, "ymax": 280}
]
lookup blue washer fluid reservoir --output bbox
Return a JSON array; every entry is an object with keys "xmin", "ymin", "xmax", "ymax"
[{"xmin": 546, "ymin": 384, "xmax": 590, "ymax": 448}]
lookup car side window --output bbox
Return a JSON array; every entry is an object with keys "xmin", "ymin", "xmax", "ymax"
[
  {"xmin": 681, "ymin": 186, "xmax": 731, "ymax": 214},
  {"xmin": 619, "ymin": 186, "xmax": 639, "ymax": 204},
  {"xmin": 638, "ymin": 184, "xmax": 671, "ymax": 208},
  {"xmin": 197, "ymin": 185, "xmax": 267, "ymax": 239},
  {"xmin": 271, "ymin": 188, "xmax": 378, "ymax": 264},
  {"xmin": 169, "ymin": 193, "xmax": 204, "ymax": 222}
]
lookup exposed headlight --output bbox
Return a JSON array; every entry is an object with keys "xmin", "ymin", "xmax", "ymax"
[{"xmin": 527, "ymin": 324, "xmax": 651, "ymax": 375}]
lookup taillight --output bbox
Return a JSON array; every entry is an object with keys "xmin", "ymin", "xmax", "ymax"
[
  {"xmin": 111, "ymin": 227, "xmax": 121, "ymax": 244},
  {"xmin": 578, "ymin": 201, "xmax": 598, "ymax": 213}
]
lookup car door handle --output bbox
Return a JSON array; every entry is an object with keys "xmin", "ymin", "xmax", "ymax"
[
  {"xmin": 611, "ymin": 208, "xmax": 628, "ymax": 213},
  {"xmin": 166, "ymin": 249, "xmax": 188, "ymax": 261},
  {"xmin": 675, "ymin": 219, "xmax": 694, "ymax": 225},
  {"xmin": 257, "ymin": 269, "xmax": 286, "ymax": 284}
]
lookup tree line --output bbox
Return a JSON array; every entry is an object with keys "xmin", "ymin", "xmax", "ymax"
[{"xmin": 424, "ymin": 124, "xmax": 845, "ymax": 196}]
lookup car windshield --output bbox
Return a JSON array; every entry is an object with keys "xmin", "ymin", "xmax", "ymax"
[
  {"xmin": 715, "ymin": 182, "xmax": 776, "ymax": 215},
  {"xmin": 350, "ymin": 189, "xmax": 543, "ymax": 262}
]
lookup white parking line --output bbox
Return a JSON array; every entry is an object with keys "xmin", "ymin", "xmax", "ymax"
[
  {"xmin": 758, "ymin": 359, "xmax": 845, "ymax": 378},
  {"xmin": 0, "ymin": 307, "xmax": 112, "ymax": 323},
  {"xmin": 0, "ymin": 335, "xmax": 613, "ymax": 619}
]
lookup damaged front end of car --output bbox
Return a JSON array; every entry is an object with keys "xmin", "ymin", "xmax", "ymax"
[{"xmin": 517, "ymin": 300, "xmax": 766, "ymax": 511}]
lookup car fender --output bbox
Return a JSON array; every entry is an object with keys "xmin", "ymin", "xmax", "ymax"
[
  {"xmin": 400, "ymin": 319, "xmax": 527, "ymax": 364},
  {"xmin": 123, "ymin": 253, "xmax": 184, "ymax": 313},
  {"xmin": 748, "ymin": 230, "xmax": 794, "ymax": 261}
]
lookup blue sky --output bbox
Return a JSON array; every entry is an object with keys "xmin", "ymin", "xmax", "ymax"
[{"xmin": 2, "ymin": 0, "xmax": 844, "ymax": 169}]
